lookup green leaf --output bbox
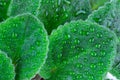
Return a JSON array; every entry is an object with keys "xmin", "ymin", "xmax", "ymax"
[
  {"xmin": 37, "ymin": 0, "xmax": 92, "ymax": 34},
  {"xmin": 8, "ymin": 0, "xmax": 40, "ymax": 16},
  {"xmin": 89, "ymin": 0, "xmax": 110, "ymax": 10},
  {"xmin": 87, "ymin": 0, "xmax": 120, "ymax": 78},
  {"xmin": 0, "ymin": 50, "xmax": 15, "ymax": 80},
  {"xmin": 39, "ymin": 20, "xmax": 118, "ymax": 80},
  {"xmin": 0, "ymin": 13, "xmax": 49, "ymax": 80},
  {"xmin": 0, "ymin": 0, "xmax": 11, "ymax": 22}
]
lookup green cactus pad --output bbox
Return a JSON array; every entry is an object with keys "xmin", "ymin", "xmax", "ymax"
[
  {"xmin": 37, "ymin": 0, "xmax": 91, "ymax": 34},
  {"xmin": 39, "ymin": 20, "xmax": 118, "ymax": 80},
  {"xmin": 0, "ymin": 50, "xmax": 15, "ymax": 80},
  {"xmin": 89, "ymin": 0, "xmax": 110, "ymax": 10},
  {"xmin": 8, "ymin": 0, "xmax": 40, "ymax": 16},
  {"xmin": 0, "ymin": 0, "xmax": 11, "ymax": 22},
  {"xmin": 87, "ymin": 0, "xmax": 120, "ymax": 79},
  {"xmin": 0, "ymin": 13, "xmax": 49, "ymax": 80}
]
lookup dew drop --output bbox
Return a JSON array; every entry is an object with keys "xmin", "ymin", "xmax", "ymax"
[
  {"xmin": 100, "ymin": 51, "xmax": 106, "ymax": 56},
  {"xmin": 74, "ymin": 39, "xmax": 80, "ymax": 44},
  {"xmin": 57, "ymin": 54, "xmax": 62, "ymax": 58},
  {"xmin": 98, "ymin": 62, "xmax": 104, "ymax": 66},
  {"xmin": 12, "ymin": 33, "xmax": 17, "ymax": 37},
  {"xmin": 95, "ymin": 44, "xmax": 101, "ymax": 48},
  {"xmin": 90, "ymin": 64, "xmax": 96, "ymax": 68},
  {"xmin": 90, "ymin": 28, "xmax": 95, "ymax": 32},
  {"xmin": 89, "ymin": 38, "xmax": 95, "ymax": 42},
  {"xmin": 88, "ymin": 75, "xmax": 94, "ymax": 79},
  {"xmin": 97, "ymin": 33, "xmax": 103, "ymax": 38},
  {"xmin": 91, "ymin": 52, "xmax": 97, "ymax": 56},
  {"xmin": 79, "ymin": 64, "xmax": 83, "ymax": 68},
  {"xmin": 36, "ymin": 41, "xmax": 40, "ymax": 45}
]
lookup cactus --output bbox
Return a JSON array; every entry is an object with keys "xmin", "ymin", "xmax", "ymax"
[
  {"xmin": 89, "ymin": 0, "xmax": 110, "ymax": 10},
  {"xmin": 87, "ymin": 0, "xmax": 120, "ymax": 79},
  {"xmin": 0, "ymin": 13, "xmax": 49, "ymax": 80},
  {"xmin": 37, "ymin": 0, "xmax": 92, "ymax": 34},
  {"xmin": 8, "ymin": 0, "xmax": 40, "ymax": 16},
  {"xmin": 8, "ymin": 0, "xmax": 92, "ymax": 34},
  {"xmin": 0, "ymin": 50, "xmax": 15, "ymax": 80},
  {"xmin": 39, "ymin": 20, "xmax": 118, "ymax": 80}
]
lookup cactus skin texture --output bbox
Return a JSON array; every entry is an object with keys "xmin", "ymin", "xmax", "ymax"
[
  {"xmin": 37, "ymin": 0, "xmax": 92, "ymax": 34},
  {"xmin": 39, "ymin": 20, "xmax": 118, "ymax": 80},
  {"xmin": 0, "ymin": 13, "xmax": 49, "ymax": 80},
  {"xmin": 0, "ymin": 50, "xmax": 15, "ymax": 80},
  {"xmin": 0, "ymin": 0, "xmax": 11, "ymax": 22},
  {"xmin": 8, "ymin": 0, "xmax": 40, "ymax": 16},
  {"xmin": 8, "ymin": 0, "xmax": 92, "ymax": 34},
  {"xmin": 89, "ymin": 0, "xmax": 110, "ymax": 10},
  {"xmin": 87, "ymin": 0, "xmax": 120, "ymax": 79}
]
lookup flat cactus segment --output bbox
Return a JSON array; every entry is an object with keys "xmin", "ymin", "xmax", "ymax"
[
  {"xmin": 87, "ymin": 0, "xmax": 120, "ymax": 79},
  {"xmin": 89, "ymin": 0, "xmax": 110, "ymax": 10},
  {"xmin": 37, "ymin": 0, "xmax": 92, "ymax": 34},
  {"xmin": 0, "ymin": 50, "xmax": 15, "ymax": 80},
  {"xmin": 0, "ymin": 0, "xmax": 11, "ymax": 22},
  {"xmin": 87, "ymin": 0, "xmax": 120, "ymax": 40},
  {"xmin": 0, "ymin": 13, "xmax": 49, "ymax": 80},
  {"xmin": 8, "ymin": 0, "xmax": 40, "ymax": 16},
  {"xmin": 39, "ymin": 20, "xmax": 118, "ymax": 80}
]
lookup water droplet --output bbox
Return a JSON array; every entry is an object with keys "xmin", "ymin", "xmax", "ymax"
[
  {"xmin": 36, "ymin": 41, "xmax": 40, "ymax": 45},
  {"xmin": 12, "ymin": 33, "xmax": 17, "ymax": 37},
  {"xmin": 76, "ymin": 23, "xmax": 79, "ymax": 26},
  {"xmin": 74, "ymin": 39, "xmax": 80, "ymax": 44},
  {"xmin": 79, "ymin": 64, "xmax": 83, "ymax": 68},
  {"xmin": 89, "ymin": 38, "xmax": 95, "ymax": 42},
  {"xmin": 31, "ymin": 46, "xmax": 35, "ymax": 50},
  {"xmin": 97, "ymin": 33, "xmax": 103, "ymax": 38},
  {"xmin": 88, "ymin": 75, "xmax": 94, "ymax": 79},
  {"xmin": 71, "ymin": 46, "xmax": 75, "ymax": 49},
  {"xmin": 90, "ymin": 28, "xmax": 95, "ymax": 32},
  {"xmin": 95, "ymin": 44, "xmax": 101, "ymax": 48},
  {"xmin": 57, "ymin": 54, "xmax": 62, "ymax": 58},
  {"xmin": 98, "ymin": 62, "xmax": 104, "ymax": 66},
  {"xmin": 73, "ymin": 28, "xmax": 77, "ymax": 32},
  {"xmin": 91, "ymin": 52, "xmax": 97, "ymax": 56},
  {"xmin": 80, "ymin": 30, "xmax": 89, "ymax": 36},
  {"xmin": 100, "ymin": 51, "xmax": 106, "ymax": 56},
  {"xmin": 90, "ymin": 64, "xmax": 96, "ymax": 68}
]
